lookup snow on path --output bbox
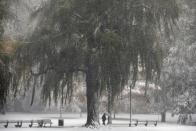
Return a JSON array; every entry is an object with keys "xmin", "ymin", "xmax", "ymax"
[
  {"xmin": 0, "ymin": 125, "xmax": 195, "ymax": 131},
  {"xmin": 0, "ymin": 113, "xmax": 196, "ymax": 131}
]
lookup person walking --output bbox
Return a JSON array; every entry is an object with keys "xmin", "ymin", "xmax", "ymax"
[{"xmin": 102, "ymin": 113, "xmax": 106, "ymax": 125}]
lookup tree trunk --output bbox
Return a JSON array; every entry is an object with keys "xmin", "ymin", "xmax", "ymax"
[
  {"xmin": 161, "ymin": 111, "xmax": 166, "ymax": 122},
  {"xmin": 113, "ymin": 102, "xmax": 116, "ymax": 119},
  {"xmin": 0, "ymin": 101, "xmax": 5, "ymax": 114},
  {"xmin": 107, "ymin": 84, "xmax": 113, "ymax": 124},
  {"xmin": 113, "ymin": 112, "xmax": 116, "ymax": 119},
  {"xmin": 0, "ymin": 105, "xmax": 5, "ymax": 114},
  {"xmin": 85, "ymin": 62, "xmax": 100, "ymax": 127}
]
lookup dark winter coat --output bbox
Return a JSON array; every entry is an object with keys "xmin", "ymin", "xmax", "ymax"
[{"xmin": 102, "ymin": 114, "xmax": 106, "ymax": 121}]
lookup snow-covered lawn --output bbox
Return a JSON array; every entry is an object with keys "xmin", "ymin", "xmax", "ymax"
[{"xmin": 0, "ymin": 113, "xmax": 196, "ymax": 131}]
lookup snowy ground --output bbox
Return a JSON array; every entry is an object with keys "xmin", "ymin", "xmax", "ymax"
[{"xmin": 0, "ymin": 113, "xmax": 196, "ymax": 131}]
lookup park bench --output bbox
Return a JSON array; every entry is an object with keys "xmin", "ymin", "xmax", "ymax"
[
  {"xmin": 30, "ymin": 119, "xmax": 52, "ymax": 127},
  {"xmin": 15, "ymin": 121, "xmax": 23, "ymax": 127},
  {"xmin": 0, "ymin": 120, "xmax": 24, "ymax": 128},
  {"xmin": 0, "ymin": 119, "xmax": 52, "ymax": 128},
  {"xmin": 0, "ymin": 120, "xmax": 9, "ymax": 128},
  {"xmin": 129, "ymin": 119, "xmax": 157, "ymax": 127}
]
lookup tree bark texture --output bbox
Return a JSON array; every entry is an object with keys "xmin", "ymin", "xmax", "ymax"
[{"xmin": 85, "ymin": 61, "xmax": 100, "ymax": 127}]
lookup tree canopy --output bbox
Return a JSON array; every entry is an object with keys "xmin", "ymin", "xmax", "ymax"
[{"xmin": 6, "ymin": 0, "xmax": 181, "ymax": 126}]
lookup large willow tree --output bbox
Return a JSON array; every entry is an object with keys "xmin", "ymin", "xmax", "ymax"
[{"xmin": 14, "ymin": 0, "xmax": 179, "ymax": 126}]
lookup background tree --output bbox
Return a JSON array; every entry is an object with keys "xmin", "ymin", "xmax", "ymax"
[
  {"xmin": 0, "ymin": 0, "xmax": 11, "ymax": 114},
  {"xmin": 159, "ymin": 0, "xmax": 196, "ymax": 123},
  {"xmin": 0, "ymin": 0, "xmax": 36, "ymax": 114}
]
